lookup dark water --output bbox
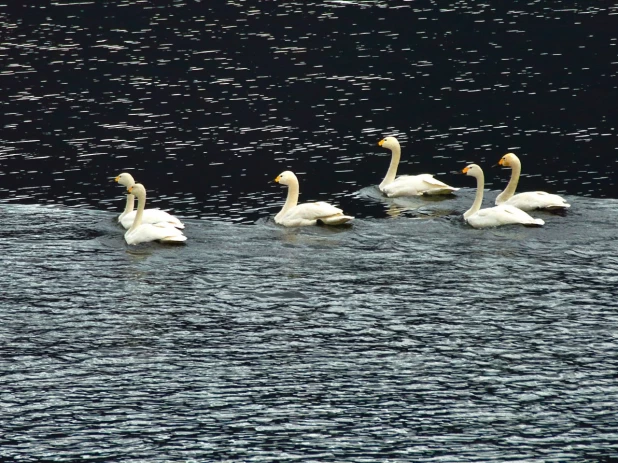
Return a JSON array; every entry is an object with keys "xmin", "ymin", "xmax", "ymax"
[{"xmin": 2, "ymin": 2, "xmax": 618, "ymax": 462}]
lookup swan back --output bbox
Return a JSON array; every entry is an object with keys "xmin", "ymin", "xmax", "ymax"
[{"xmin": 115, "ymin": 172, "xmax": 137, "ymax": 188}]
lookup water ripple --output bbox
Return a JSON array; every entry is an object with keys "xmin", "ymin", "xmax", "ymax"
[{"xmin": 1, "ymin": 202, "xmax": 618, "ymax": 461}]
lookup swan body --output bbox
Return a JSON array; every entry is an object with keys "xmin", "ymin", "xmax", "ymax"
[
  {"xmin": 115, "ymin": 173, "xmax": 184, "ymax": 229},
  {"xmin": 378, "ymin": 136, "xmax": 459, "ymax": 197},
  {"xmin": 495, "ymin": 153, "xmax": 570, "ymax": 211},
  {"xmin": 124, "ymin": 183, "xmax": 187, "ymax": 245},
  {"xmin": 274, "ymin": 171, "xmax": 354, "ymax": 227},
  {"xmin": 462, "ymin": 164, "xmax": 544, "ymax": 228}
]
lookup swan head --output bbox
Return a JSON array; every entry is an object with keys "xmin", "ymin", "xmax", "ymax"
[
  {"xmin": 115, "ymin": 172, "xmax": 136, "ymax": 187},
  {"xmin": 274, "ymin": 171, "xmax": 298, "ymax": 187},
  {"xmin": 127, "ymin": 183, "xmax": 146, "ymax": 198},
  {"xmin": 378, "ymin": 136, "xmax": 400, "ymax": 151},
  {"xmin": 461, "ymin": 164, "xmax": 483, "ymax": 178},
  {"xmin": 498, "ymin": 152, "xmax": 520, "ymax": 167}
]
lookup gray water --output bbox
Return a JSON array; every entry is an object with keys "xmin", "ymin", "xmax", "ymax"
[
  {"xmin": 2, "ymin": 194, "xmax": 618, "ymax": 462},
  {"xmin": 2, "ymin": 1, "xmax": 618, "ymax": 461}
]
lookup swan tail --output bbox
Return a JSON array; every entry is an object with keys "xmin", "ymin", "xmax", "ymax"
[
  {"xmin": 545, "ymin": 203, "xmax": 571, "ymax": 210},
  {"xmin": 524, "ymin": 218, "xmax": 545, "ymax": 227},
  {"xmin": 160, "ymin": 235, "xmax": 188, "ymax": 242},
  {"xmin": 319, "ymin": 215, "xmax": 354, "ymax": 226}
]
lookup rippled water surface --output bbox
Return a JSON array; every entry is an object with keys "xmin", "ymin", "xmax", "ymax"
[
  {"xmin": 3, "ymin": 200, "xmax": 618, "ymax": 462},
  {"xmin": 2, "ymin": 1, "xmax": 618, "ymax": 461}
]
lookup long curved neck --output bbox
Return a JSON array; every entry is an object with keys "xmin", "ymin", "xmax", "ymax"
[
  {"xmin": 276, "ymin": 179, "xmax": 299, "ymax": 220},
  {"xmin": 128, "ymin": 192, "xmax": 146, "ymax": 232},
  {"xmin": 380, "ymin": 145, "xmax": 401, "ymax": 189},
  {"xmin": 464, "ymin": 173, "xmax": 485, "ymax": 219},
  {"xmin": 498, "ymin": 160, "xmax": 521, "ymax": 202},
  {"xmin": 120, "ymin": 194, "xmax": 135, "ymax": 218}
]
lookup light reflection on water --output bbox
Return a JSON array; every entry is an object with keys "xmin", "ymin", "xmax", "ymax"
[
  {"xmin": 1, "ymin": 2, "xmax": 617, "ymax": 224},
  {"xmin": 2, "ymin": 1, "xmax": 618, "ymax": 461}
]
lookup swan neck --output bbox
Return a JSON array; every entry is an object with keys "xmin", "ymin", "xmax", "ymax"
[
  {"xmin": 380, "ymin": 144, "xmax": 401, "ymax": 189},
  {"xmin": 121, "ymin": 194, "xmax": 135, "ymax": 218},
  {"xmin": 465, "ymin": 173, "xmax": 485, "ymax": 219},
  {"xmin": 276, "ymin": 179, "xmax": 299, "ymax": 220},
  {"xmin": 129, "ymin": 192, "xmax": 146, "ymax": 232},
  {"xmin": 501, "ymin": 161, "xmax": 521, "ymax": 200}
]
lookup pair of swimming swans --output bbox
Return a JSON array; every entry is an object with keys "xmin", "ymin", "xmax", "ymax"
[
  {"xmin": 115, "ymin": 173, "xmax": 186, "ymax": 245},
  {"xmin": 458, "ymin": 154, "xmax": 569, "ymax": 228},
  {"xmin": 460, "ymin": 164, "xmax": 545, "ymax": 228},
  {"xmin": 270, "ymin": 136, "xmax": 451, "ymax": 228}
]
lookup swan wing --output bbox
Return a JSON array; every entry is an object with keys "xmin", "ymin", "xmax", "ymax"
[
  {"xmin": 467, "ymin": 205, "xmax": 544, "ymax": 228},
  {"xmin": 124, "ymin": 223, "xmax": 187, "ymax": 245},
  {"xmin": 120, "ymin": 209, "xmax": 185, "ymax": 229},
  {"xmin": 502, "ymin": 191, "xmax": 570, "ymax": 211},
  {"xmin": 381, "ymin": 174, "xmax": 458, "ymax": 197},
  {"xmin": 277, "ymin": 202, "xmax": 353, "ymax": 227}
]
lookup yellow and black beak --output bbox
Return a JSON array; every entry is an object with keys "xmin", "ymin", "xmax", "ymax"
[
  {"xmin": 378, "ymin": 139, "xmax": 385, "ymax": 147},
  {"xmin": 114, "ymin": 175, "xmax": 120, "ymax": 182},
  {"xmin": 274, "ymin": 175, "xmax": 281, "ymax": 183},
  {"xmin": 461, "ymin": 166, "xmax": 470, "ymax": 174},
  {"xmin": 127, "ymin": 185, "xmax": 134, "ymax": 193}
]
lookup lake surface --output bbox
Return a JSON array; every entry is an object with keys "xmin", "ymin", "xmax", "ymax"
[{"xmin": 1, "ymin": 2, "xmax": 618, "ymax": 462}]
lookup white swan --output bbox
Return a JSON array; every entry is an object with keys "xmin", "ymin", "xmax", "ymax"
[
  {"xmin": 378, "ymin": 136, "xmax": 459, "ymax": 197},
  {"xmin": 461, "ymin": 164, "xmax": 544, "ymax": 228},
  {"xmin": 115, "ymin": 172, "xmax": 184, "ymax": 229},
  {"xmin": 495, "ymin": 153, "xmax": 570, "ymax": 211},
  {"xmin": 274, "ymin": 171, "xmax": 354, "ymax": 227},
  {"xmin": 124, "ymin": 183, "xmax": 187, "ymax": 245}
]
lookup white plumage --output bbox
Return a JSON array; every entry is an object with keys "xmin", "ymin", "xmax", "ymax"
[
  {"xmin": 378, "ymin": 136, "xmax": 458, "ymax": 197},
  {"xmin": 115, "ymin": 172, "xmax": 184, "ymax": 229},
  {"xmin": 274, "ymin": 171, "xmax": 354, "ymax": 227},
  {"xmin": 495, "ymin": 153, "xmax": 570, "ymax": 211},
  {"xmin": 124, "ymin": 183, "xmax": 187, "ymax": 245},
  {"xmin": 462, "ymin": 164, "xmax": 545, "ymax": 228}
]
